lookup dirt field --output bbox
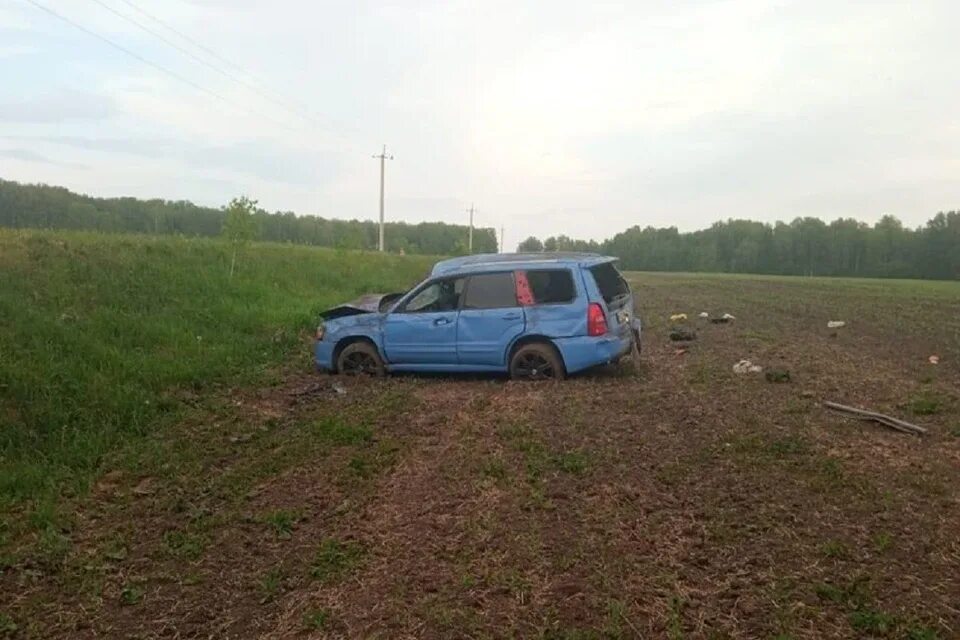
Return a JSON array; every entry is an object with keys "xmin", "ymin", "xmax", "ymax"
[{"xmin": 3, "ymin": 272, "xmax": 959, "ymax": 639}]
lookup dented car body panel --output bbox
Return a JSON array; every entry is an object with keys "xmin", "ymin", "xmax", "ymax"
[{"xmin": 315, "ymin": 253, "xmax": 641, "ymax": 376}]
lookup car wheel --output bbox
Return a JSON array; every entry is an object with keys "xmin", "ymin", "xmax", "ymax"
[
  {"xmin": 509, "ymin": 342, "xmax": 565, "ymax": 381},
  {"xmin": 337, "ymin": 342, "xmax": 386, "ymax": 376}
]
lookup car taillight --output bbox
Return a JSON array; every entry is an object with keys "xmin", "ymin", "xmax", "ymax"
[{"xmin": 587, "ymin": 303, "xmax": 607, "ymax": 336}]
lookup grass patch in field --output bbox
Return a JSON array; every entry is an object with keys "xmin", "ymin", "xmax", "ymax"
[
  {"xmin": 905, "ymin": 627, "xmax": 941, "ymax": 640},
  {"xmin": 162, "ymin": 529, "xmax": 207, "ymax": 561},
  {"xmin": 303, "ymin": 608, "xmax": 331, "ymax": 630},
  {"xmin": 0, "ymin": 613, "xmax": 17, "ymax": 636},
  {"xmin": 768, "ymin": 436, "xmax": 809, "ymax": 458},
  {"xmin": 907, "ymin": 392, "xmax": 944, "ymax": 416},
  {"xmin": 813, "ymin": 577, "xmax": 870, "ymax": 609},
  {"xmin": 811, "ymin": 575, "xmax": 927, "ymax": 637},
  {"xmin": 849, "ymin": 609, "xmax": 895, "ymax": 634},
  {"xmin": 821, "ymin": 540, "xmax": 851, "ymax": 560},
  {"xmin": 260, "ymin": 509, "xmax": 299, "ymax": 539},
  {"xmin": 310, "ymin": 416, "xmax": 373, "ymax": 445},
  {"xmin": 871, "ymin": 531, "xmax": 893, "ymax": 553},
  {"xmin": 340, "ymin": 438, "xmax": 401, "ymax": 484},
  {"xmin": 259, "ymin": 566, "xmax": 284, "ymax": 602},
  {"xmin": 35, "ymin": 527, "xmax": 70, "ymax": 571},
  {"xmin": 667, "ymin": 594, "xmax": 685, "ymax": 640},
  {"xmin": 120, "ymin": 584, "xmax": 144, "ymax": 606},
  {"xmin": 310, "ymin": 539, "xmax": 364, "ymax": 582},
  {"xmin": 553, "ymin": 450, "xmax": 589, "ymax": 475},
  {"xmin": 811, "ymin": 457, "xmax": 845, "ymax": 491},
  {"xmin": 480, "ymin": 457, "xmax": 508, "ymax": 482}
]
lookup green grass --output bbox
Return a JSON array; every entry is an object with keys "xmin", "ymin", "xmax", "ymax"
[
  {"xmin": 259, "ymin": 567, "xmax": 284, "ymax": 602},
  {"xmin": 119, "ymin": 584, "xmax": 144, "ymax": 606},
  {"xmin": 908, "ymin": 392, "xmax": 945, "ymax": 416},
  {"xmin": 310, "ymin": 538, "xmax": 364, "ymax": 582},
  {"xmin": 821, "ymin": 540, "xmax": 851, "ymax": 560},
  {"xmin": 311, "ymin": 416, "xmax": 374, "ymax": 445},
  {"xmin": 0, "ymin": 613, "xmax": 17, "ymax": 635},
  {"xmin": 849, "ymin": 609, "xmax": 895, "ymax": 634},
  {"xmin": 303, "ymin": 608, "xmax": 331, "ymax": 630},
  {"xmin": 261, "ymin": 510, "xmax": 299, "ymax": 539},
  {"xmin": 0, "ymin": 229, "xmax": 434, "ymax": 526}
]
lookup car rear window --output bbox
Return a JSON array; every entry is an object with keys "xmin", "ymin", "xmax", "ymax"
[
  {"xmin": 524, "ymin": 269, "xmax": 575, "ymax": 304},
  {"xmin": 463, "ymin": 272, "xmax": 517, "ymax": 309},
  {"xmin": 589, "ymin": 262, "xmax": 629, "ymax": 303}
]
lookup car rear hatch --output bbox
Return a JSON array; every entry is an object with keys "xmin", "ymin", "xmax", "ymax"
[{"xmin": 586, "ymin": 260, "xmax": 634, "ymax": 337}]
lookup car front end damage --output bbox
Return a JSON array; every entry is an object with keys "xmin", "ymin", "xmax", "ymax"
[{"xmin": 314, "ymin": 293, "xmax": 402, "ymax": 371}]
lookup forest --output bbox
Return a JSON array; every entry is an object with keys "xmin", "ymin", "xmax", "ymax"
[
  {"xmin": 0, "ymin": 178, "xmax": 497, "ymax": 255},
  {"xmin": 2, "ymin": 178, "xmax": 956, "ymax": 279},
  {"xmin": 518, "ymin": 212, "xmax": 959, "ymax": 280}
]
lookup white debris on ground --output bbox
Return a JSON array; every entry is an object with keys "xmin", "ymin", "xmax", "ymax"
[
  {"xmin": 721, "ymin": 313, "xmax": 736, "ymax": 321},
  {"xmin": 670, "ymin": 313, "xmax": 688, "ymax": 322},
  {"xmin": 827, "ymin": 320, "xmax": 846, "ymax": 328},
  {"xmin": 733, "ymin": 359, "xmax": 763, "ymax": 374},
  {"xmin": 929, "ymin": 355, "xmax": 940, "ymax": 365},
  {"xmin": 698, "ymin": 311, "xmax": 709, "ymax": 319}
]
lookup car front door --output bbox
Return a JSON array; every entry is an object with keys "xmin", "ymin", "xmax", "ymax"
[
  {"xmin": 382, "ymin": 277, "xmax": 464, "ymax": 365},
  {"xmin": 457, "ymin": 271, "xmax": 526, "ymax": 367}
]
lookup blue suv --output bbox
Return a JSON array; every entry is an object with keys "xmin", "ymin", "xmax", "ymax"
[{"xmin": 314, "ymin": 253, "xmax": 640, "ymax": 380}]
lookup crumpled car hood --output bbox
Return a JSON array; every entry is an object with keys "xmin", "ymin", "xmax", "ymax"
[{"xmin": 320, "ymin": 292, "xmax": 404, "ymax": 320}]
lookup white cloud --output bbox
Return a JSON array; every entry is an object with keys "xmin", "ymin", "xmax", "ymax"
[{"xmin": 0, "ymin": 89, "xmax": 116, "ymax": 122}]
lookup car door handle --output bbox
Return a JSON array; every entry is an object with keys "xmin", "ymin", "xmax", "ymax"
[
  {"xmin": 432, "ymin": 317, "xmax": 451, "ymax": 326},
  {"xmin": 501, "ymin": 313, "xmax": 522, "ymax": 320}
]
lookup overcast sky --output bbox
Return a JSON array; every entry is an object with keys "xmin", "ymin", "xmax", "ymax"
[{"xmin": 2, "ymin": 0, "xmax": 959, "ymax": 246}]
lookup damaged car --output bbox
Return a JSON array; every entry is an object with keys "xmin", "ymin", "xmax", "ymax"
[{"xmin": 314, "ymin": 253, "xmax": 640, "ymax": 380}]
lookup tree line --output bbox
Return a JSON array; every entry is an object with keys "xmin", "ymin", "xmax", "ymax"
[
  {"xmin": 518, "ymin": 213, "xmax": 960, "ymax": 280},
  {"xmin": 0, "ymin": 179, "xmax": 497, "ymax": 255},
  {"xmin": 2, "ymin": 178, "xmax": 957, "ymax": 279}
]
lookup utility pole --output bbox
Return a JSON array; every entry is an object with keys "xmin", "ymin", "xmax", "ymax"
[
  {"xmin": 500, "ymin": 225, "xmax": 505, "ymax": 253},
  {"xmin": 467, "ymin": 204, "xmax": 475, "ymax": 253},
  {"xmin": 372, "ymin": 145, "xmax": 393, "ymax": 252}
]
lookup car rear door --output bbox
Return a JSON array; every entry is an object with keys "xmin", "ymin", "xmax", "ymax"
[
  {"xmin": 456, "ymin": 271, "xmax": 525, "ymax": 367},
  {"xmin": 382, "ymin": 277, "xmax": 464, "ymax": 365}
]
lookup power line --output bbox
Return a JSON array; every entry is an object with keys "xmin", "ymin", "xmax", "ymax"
[
  {"xmin": 23, "ymin": 0, "xmax": 297, "ymax": 131},
  {"xmin": 90, "ymin": 0, "xmax": 316, "ymax": 124},
  {"xmin": 117, "ymin": 0, "xmax": 272, "ymax": 90}
]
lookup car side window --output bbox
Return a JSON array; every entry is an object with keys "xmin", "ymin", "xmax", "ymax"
[
  {"xmin": 463, "ymin": 272, "xmax": 517, "ymax": 309},
  {"xmin": 523, "ymin": 269, "xmax": 576, "ymax": 304},
  {"xmin": 401, "ymin": 278, "xmax": 464, "ymax": 313}
]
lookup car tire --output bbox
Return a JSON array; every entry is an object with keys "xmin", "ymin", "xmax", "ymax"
[
  {"xmin": 509, "ymin": 342, "xmax": 566, "ymax": 381},
  {"xmin": 336, "ymin": 341, "xmax": 386, "ymax": 377}
]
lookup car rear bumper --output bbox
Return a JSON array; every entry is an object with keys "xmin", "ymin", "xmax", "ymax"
[{"xmin": 554, "ymin": 328, "xmax": 636, "ymax": 374}]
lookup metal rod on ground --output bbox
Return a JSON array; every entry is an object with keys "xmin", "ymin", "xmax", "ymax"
[
  {"xmin": 823, "ymin": 401, "xmax": 927, "ymax": 435},
  {"xmin": 373, "ymin": 145, "xmax": 393, "ymax": 252}
]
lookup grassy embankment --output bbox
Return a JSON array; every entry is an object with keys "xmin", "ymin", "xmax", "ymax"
[{"xmin": 0, "ymin": 229, "xmax": 434, "ymax": 531}]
